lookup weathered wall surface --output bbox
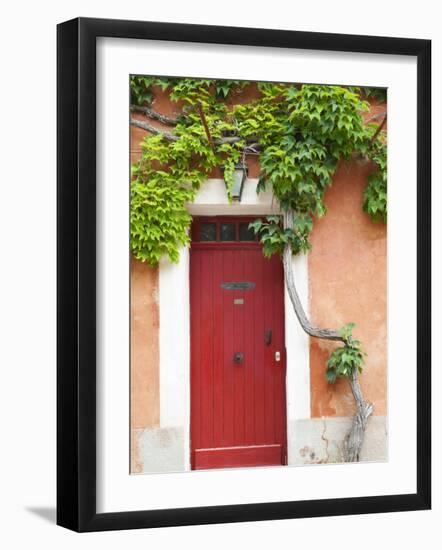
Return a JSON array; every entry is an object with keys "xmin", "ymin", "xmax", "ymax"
[
  {"xmin": 289, "ymin": 416, "xmax": 387, "ymax": 465},
  {"xmin": 130, "ymin": 257, "xmax": 160, "ymax": 430},
  {"xmin": 308, "ymin": 159, "xmax": 387, "ymax": 419}
]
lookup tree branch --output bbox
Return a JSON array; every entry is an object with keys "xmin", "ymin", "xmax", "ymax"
[
  {"xmin": 344, "ymin": 370, "xmax": 374, "ymax": 461},
  {"xmin": 370, "ymin": 113, "xmax": 387, "ymax": 144},
  {"xmin": 366, "ymin": 111, "xmax": 387, "ymax": 123},
  {"xmin": 130, "ymin": 118, "xmax": 179, "ymax": 141},
  {"xmin": 197, "ymin": 103, "xmax": 215, "ymax": 152},
  {"xmin": 130, "ymin": 105, "xmax": 179, "ymax": 125},
  {"xmin": 244, "ymin": 143, "xmax": 261, "ymax": 154},
  {"xmin": 281, "ymin": 209, "xmax": 344, "ymax": 342}
]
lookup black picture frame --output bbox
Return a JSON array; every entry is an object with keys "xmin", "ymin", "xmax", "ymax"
[{"xmin": 57, "ymin": 17, "xmax": 431, "ymax": 532}]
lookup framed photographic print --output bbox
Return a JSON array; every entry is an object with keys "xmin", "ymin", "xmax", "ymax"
[{"xmin": 57, "ymin": 17, "xmax": 431, "ymax": 532}]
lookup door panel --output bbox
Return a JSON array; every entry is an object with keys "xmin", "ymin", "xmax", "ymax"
[{"xmin": 190, "ymin": 244, "xmax": 287, "ymax": 469}]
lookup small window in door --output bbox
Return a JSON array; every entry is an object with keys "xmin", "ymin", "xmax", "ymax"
[
  {"xmin": 220, "ymin": 223, "xmax": 236, "ymax": 241},
  {"xmin": 239, "ymin": 222, "xmax": 256, "ymax": 241},
  {"xmin": 200, "ymin": 223, "xmax": 216, "ymax": 241}
]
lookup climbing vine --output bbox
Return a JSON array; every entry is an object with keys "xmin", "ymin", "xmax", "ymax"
[
  {"xmin": 130, "ymin": 76, "xmax": 387, "ymax": 461},
  {"xmin": 131, "ymin": 78, "xmax": 386, "ymax": 264},
  {"xmin": 326, "ymin": 323, "xmax": 365, "ymax": 384},
  {"xmin": 363, "ymin": 136, "xmax": 387, "ymax": 222}
]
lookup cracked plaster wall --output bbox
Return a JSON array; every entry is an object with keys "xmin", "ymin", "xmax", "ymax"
[{"xmin": 288, "ymin": 416, "xmax": 388, "ymax": 465}]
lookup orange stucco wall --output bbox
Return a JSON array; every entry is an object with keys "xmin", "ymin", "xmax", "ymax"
[
  {"xmin": 130, "ymin": 125, "xmax": 160, "ymax": 431},
  {"xmin": 130, "ymin": 257, "xmax": 160, "ymax": 429},
  {"xmin": 308, "ymin": 159, "xmax": 387, "ymax": 417}
]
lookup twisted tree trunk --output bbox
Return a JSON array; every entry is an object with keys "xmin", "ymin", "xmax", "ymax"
[
  {"xmin": 344, "ymin": 371, "xmax": 374, "ymax": 461},
  {"xmin": 281, "ymin": 209, "xmax": 373, "ymax": 462}
]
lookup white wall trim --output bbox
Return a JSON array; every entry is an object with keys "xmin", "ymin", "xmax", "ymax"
[
  {"xmin": 285, "ymin": 254, "xmax": 311, "ymax": 421},
  {"xmin": 187, "ymin": 178, "xmax": 279, "ymax": 216},
  {"xmin": 285, "ymin": 254, "xmax": 311, "ymax": 465},
  {"xmin": 159, "ymin": 247, "xmax": 191, "ymax": 469}
]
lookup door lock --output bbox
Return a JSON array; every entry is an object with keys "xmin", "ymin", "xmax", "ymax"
[
  {"xmin": 275, "ymin": 351, "xmax": 281, "ymax": 362},
  {"xmin": 234, "ymin": 352, "xmax": 244, "ymax": 364}
]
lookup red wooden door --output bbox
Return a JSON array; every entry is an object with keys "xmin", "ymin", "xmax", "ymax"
[{"xmin": 190, "ymin": 217, "xmax": 287, "ymax": 470}]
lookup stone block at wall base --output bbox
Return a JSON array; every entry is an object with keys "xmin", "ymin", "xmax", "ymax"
[
  {"xmin": 288, "ymin": 416, "xmax": 387, "ymax": 465},
  {"xmin": 130, "ymin": 417, "xmax": 387, "ymax": 473},
  {"xmin": 131, "ymin": 427, "xmax": 185, "ymax": 474}
]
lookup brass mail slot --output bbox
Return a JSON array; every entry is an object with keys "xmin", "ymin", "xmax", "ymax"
[{"xmin": 221, "ymin": 281, "xmax": 255, "ymax": 290}]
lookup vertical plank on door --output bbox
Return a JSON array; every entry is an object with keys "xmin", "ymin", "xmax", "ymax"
[
  {"xmin": 213, "ymin": 250, "xmax": 224, "ymax": 444},
  {"xmin": 190, "ymin": 251, "xmax": 202, "ymax": 456},
  {"xmin": 243, "ymin": 250, "xmax": 256, "ymax": 445},
  {"xmin": 222, "ymin": 250, "xmax": 235, "ymax": 445},
  {"xmin": 233, "ymin": 250, "xmax": 245, "ymax": 445},
  {"xmin": 253, "ymin": 249, "xmax": 266, "ymax": 445},
  {"xmin": 199, "ymin": 250, "xmax": 214, "ymax": 449},
  {"xmin": 263, "ymin": 254, "xmax": 276, "ymax": 443}
]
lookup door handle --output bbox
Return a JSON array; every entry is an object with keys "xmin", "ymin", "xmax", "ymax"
[
  {"xmin": 233, "ymin": 352, "xmax": 244, "ymax": 364},
  {"xmin": 265, "ymin": 329, "xmax": 272, "ymax": 346}
]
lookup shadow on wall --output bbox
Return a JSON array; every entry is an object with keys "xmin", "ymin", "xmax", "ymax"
[{"xmin": 25, "ymin": 506, "xmax": 56, "ymax": 524}]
